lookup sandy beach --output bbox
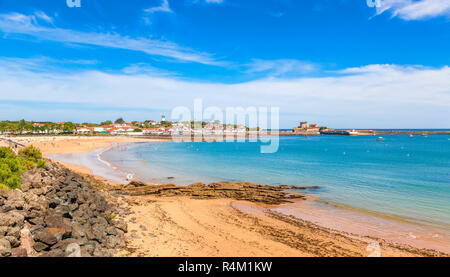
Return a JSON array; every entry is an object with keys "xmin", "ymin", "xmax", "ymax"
[
  {"xmin": 115, "ymin": 195, "xmax": 445, "ymax": 257},
  {"xmin": 3, "ymin": 135, "xmax": 448, "ymax": 257},
  {"xmin": 1, "ymin": 135, "xmax": 162, "ymax": 176}
]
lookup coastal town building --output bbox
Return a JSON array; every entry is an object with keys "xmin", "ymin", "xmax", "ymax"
[
  {"xmin": 293, "ymin": 121, "xmax": 321, "ymax": 134},
  {"xmin": 0, "ymin": 118, "xmax": 257, "ymax": 136}
]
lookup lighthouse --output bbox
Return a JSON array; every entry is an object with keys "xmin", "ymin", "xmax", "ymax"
[{"xmin": 161, "ymin": 114, "xmax": 166, "ymax": 122}]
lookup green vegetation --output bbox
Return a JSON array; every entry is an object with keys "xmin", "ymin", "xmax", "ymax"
[
  {"xmin": 81, "ymin": 122, "xmax": 99, "ymax": 127},
  {"xmin": 100, "ymin": 120, "xmax": 112, "ymax": 126},
  {"xmin": 0, "ymin": 120, "xmax": 75, "ymax": 135},
  {"xmin": 114, "ymin": 117, "xmax": 125, "ymax": 124},
  {"xmin": 36, "ymin": 160, "xmax": 47, "ymax": 169},
  {"xmin": 19, "ymin": 145, "xmax": 42, "ymax": 161},
  {"xmin": 0, "ymin": 145, "xmax": 46, "ymax": 190}
]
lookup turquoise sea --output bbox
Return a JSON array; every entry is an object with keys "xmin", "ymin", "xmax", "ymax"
[{"xmin": 101, "ymin": 135, "xmax": 450, "ymax": 230}]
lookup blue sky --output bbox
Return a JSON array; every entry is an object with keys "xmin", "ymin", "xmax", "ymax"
[{"xmin": 0, "ymin": 0, "xmax": 449, "ymax": 128}]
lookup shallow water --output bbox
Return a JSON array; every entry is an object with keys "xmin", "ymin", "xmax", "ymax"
[
  {"xmin": 273, "ymin": 200, "xmax": 450, "ymax": 254},
  {"xmin": 100, "ymin": 135, "xmax": 450, "ymax": 231},
  {"xmin": 49, "ymin": 146, "xmax": 130, "ymax": 184}
]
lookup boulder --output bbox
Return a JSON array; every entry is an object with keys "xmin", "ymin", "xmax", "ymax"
[
  {"xmin": 40, "ymin": 248, "xmax": 64, "ymax": 257},
  {"xmin": 33, "ymin": 241, "xmax": 49, "ymax": 252},
  {"xmin": 71, "ymin": 222, "xmax": 87, "ymax": 239},
  {"xmin": 3, "ymin": 236, "xmax": 20, "ymax": 247},
  {"xmin": 113, "ymin": 219, "xmax": 128, "ymax": 233},
  {"xmin": 0, "ymin": 211, "xmax": 25, "ymax": 228},
  {"xmin": 2, "ymin": 191, "xmax": 25, "ymax": 211},
  {"xmin": 11, "ymin": 247, "xmax": 27, "ymax": 257},
  {"xmin": 0, "ymin": 226, "xmax": 7, "ymax": 236},
  {"xmin": 6, "ymin": 226, "xmax": 21, "ymax": 238},
  {"xmin": 34, "ymin": 231, "xmax": 57, "ymax": 246},
  {"xmin": 105, "ymin": 235, "xmax": 125, "ymax": 249},
  {"xmin": 0, "ymin": 238, "xmax": 11, "ymax": 257},
  {"xmin": 0, "ymin": 160, "xmax": 128, "ymax": 257},
  {"xmin": 28, "ymin": 217, "xmax": 44, "ymax": 226},
  {"xmin": 44, "ymin": 213, "xmax": 64, "ymax": 228}
]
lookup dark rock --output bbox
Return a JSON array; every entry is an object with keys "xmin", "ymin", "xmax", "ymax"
[
  {"xmin": 71, "ymin": 222, "xmax": 87, "ymax": 239},
  {"xmin": 113, "ymin": 219, "xmax": 128, "ymax": 233},
  {"xmin": 25, "ymin": 210, "xmax": 41, "ymax": 220},
  {"xmin": 106, "ymin": 226, "xmax": 118, "ymax": 236},
  {"xmin": 0, "ymin": 226, "xmax": 7, "ymax": 236},
  {"xmin": 51, "ymin": 238, "xmax": 82, "ymax": 251},
  {"xmin": 0, "ymin": 238, "xmax": 11, "ymax": 257},
  {"xmin": 29, "ymin": 224, "xmax": 45, "ymax": 234},
  {"xmin": 2, "ymin": 160, "xmax": 128, "ymax": 257},
  {"xmin": 28, "ymin": 217, "xmax": 44, "ymax": 226},
  {"xmin": 11, "ymin": 247, "xmax": 27, "ymax": 257},
  {"xmin": 1, "ymin": 204, "xmax": 15, "ymax": 213},
  {"xmin": 48, "ymin": 199, "xmax": 60, "ymax": 209},
  {"xmin": 33, "ymin": 241, "xmax": 49, "ymax": 252},
  {"xmin": 114, "ymin": 180, "xmax": 307, "ymax": 205},
  {"xmin": 68, "ymin": 203, "xmax": 78, "ymax": 211},
  {"xmin": 92, "ymin": 247, "xmax": 107, "ymax": 257},
  {"xmin": 40, "ymin": 248, "xmax": 65, "ymax": 257},
  {"xmin": 45, "ymin": 227, "xmax": 71, "ymax": 239},
  {"xmin": 128, "ymin": 181, "xmax": 147, "ymax": 187},
  {"xmin": 34, "ymin": 231, "xmax": 57, "ymax": 246},
  {"xmin": 6, "ymin": 189, "xmax": 24, "ymax": 201},
  {"xmin": 86, "ymin": 222, "xmax": 107, "ymax": 242},
  {"xmin": 44, "ymin": 213, "xmax": 72, "ymax": 234},
  {"xmin": 7, "ymin": 226, "xmax": 21, "ymax": 238},
  {"xmin": 105, "ymin": 236, "xmax": 122, "ymax": 249},
  {"xmin": 3, "ymin": 236, "xmax": 20, "ymax": 247},
  {"xmin": 0, "ymin": 211, "xmax": 25, "ymax": 228},
  {"xmin": 3, "ymin": 190, "xmax": 25, "ymax": 210}
]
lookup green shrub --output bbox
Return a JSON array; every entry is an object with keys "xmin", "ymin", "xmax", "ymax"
[
  {"xmin": 36, "ymin": 159, "xmax": 47, "ymax": 169},
  {"xmin": 19, "ymin": 145, "xmax": 42, "ymax": 162},
  {"xmin": 0, "ymin": 183, "xmax": 9, "ymax": 190},
  {"xmin": 0, "ymin": 157, "xmax": 23, "ymax": 173},
  {"xmin": 0, "ymin": 145, "xmax": 45, "ymax": 190},
  {"xmin": 0, "ymin": 147, "xmax": 15, "ymax": 159},
  {"xmin": 5, "ymin": 175, "xmax": 21, "ymax": 190}
]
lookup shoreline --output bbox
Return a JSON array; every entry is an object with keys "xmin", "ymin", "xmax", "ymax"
[
  {"xmin": 7, "ymin": 135, "xmax": 449, "ymax": 256},
  {"xmin": 3, "ymin": 135, "xmax": 166, "ymax": 184}
]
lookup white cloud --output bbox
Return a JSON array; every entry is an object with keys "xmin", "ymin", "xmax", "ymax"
[
  {"xmin": 122, "ymin": 63, "xmax": 177, "ymax": 77},
  {"xmin": 374, "ymin": 0, "xmax": 450, "ymax": 20},
  {"xmin": 0, "ymin": 12, "xmax": 223, "ymax": 66},
  {"xmin": 0, "ymin": 56, "xmax": 99, "ymax": 73},
  {"xmin": 34, "ymin": 11, "xmax": 54, "ymax": 24},
  {"xmin": 245, "ymin": 59, "xmax": 318, "ymax": 77},
  {"xmin": 144, "ymin": 0, "xmax": 172, "ymax": 13},
  {"xmin": 193, "ymin": 0, "xmax": 224, "ymax": 4},
  {"xmin": 0, "ymin": 59, "xmax": 449, "ymax": 128}
]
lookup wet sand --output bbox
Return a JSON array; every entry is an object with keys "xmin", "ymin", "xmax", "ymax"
[
  {"xmin": 116, "ymin": 195, "xmax": 445, "ymax": 257},
  {"xmin": 274, "ymin": 199, "xmax": 450, "ymax": 254}
]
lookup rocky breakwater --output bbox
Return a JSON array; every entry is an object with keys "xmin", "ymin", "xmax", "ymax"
[
  {"xmin": 110, "ymin": 181, "xmax": 319, "ymax": 205},
  {"xmin": 0, "ymin": 161, "xmax": 128, "ymax": 257}
]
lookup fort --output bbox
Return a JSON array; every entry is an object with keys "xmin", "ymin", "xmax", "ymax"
[{"xmin": 279, "ymin": 121, "xmax": 450, "ymax": 136}]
